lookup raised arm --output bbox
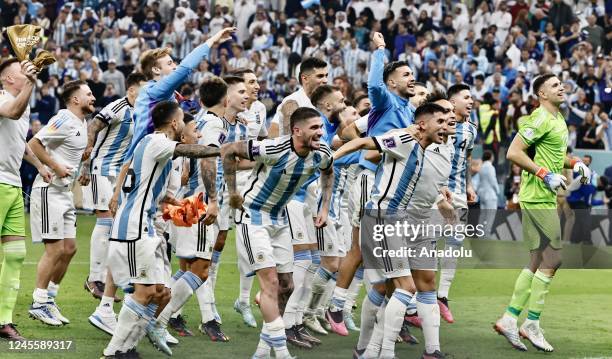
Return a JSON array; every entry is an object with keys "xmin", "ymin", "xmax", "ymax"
[
  {"xmin": 368, "ymin": 33, "xmax": 391, "ymax": 111},
  {"xmin": 333, "ymin": 137, "xmax": 377, "ymax": 161},
  {"xmin": 0, "ymin": 61, "xmax": 37, "ymax": 120},
  {"xmin": 173, "ymin": 144, "xmax": 221, "ymax": 158}
]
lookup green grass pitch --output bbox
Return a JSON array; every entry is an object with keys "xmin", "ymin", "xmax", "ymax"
[{"xmin": 1, "ymin": 215, "xmax": 611, "ymax": 358}]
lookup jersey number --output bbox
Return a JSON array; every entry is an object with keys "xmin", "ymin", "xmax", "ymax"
[
  {"xmin": 453, "ymin": 137, "xmax": 468, "ymax": 151},
  {"xmin": 122, "ymin": 168, "xmax": 136, "ymax": 193}
]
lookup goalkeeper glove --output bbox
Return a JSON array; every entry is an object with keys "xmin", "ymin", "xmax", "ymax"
[
  {"xmin": 570, "ymin": 158, "xmax": 591, "ymax": 184},
  {"xmin": 536, "ymin": 167, "xmax": 567, "ymax": 192}
]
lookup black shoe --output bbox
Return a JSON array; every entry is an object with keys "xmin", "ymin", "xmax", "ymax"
[
  {"xmin": 399, "ymin": 322, "xmax": 419, "ymax": 345},
  {"xmin": 352, "ymin": 347, "xmax": 365, "ymax": 359},
  {"xmin": 286, "ymin": 326, "xmax": 312, "ymax": 349},
  {"xmin": 422, "ymin": 350, "xmax": 446, "ymax": 359},
  {"xmin": 326, "ymin": 308, "xmax": 344, "ymax": 324},
  {"xmin": 0, "ymin": 323, "xmax": 25, "ymax": 341},
  {"xmin": 169, "ymin": 315, "xmax": 193, "ymax": 337},
  {"xmin": 84, "ymin": 279, "xmax": 104, "ymax": 299},
  {"xmin": 297, "ymin": 324, "xmax": 321, "ymax": 345},
  {"xmin": 124, "ymin": 349, "xmax": 141, "ymax": 359},
  {"xmin": 200, "ymin": 320, "xmax": 229, "ymax": 342},
  {"xmin": 101, "ymin": 350, "xmax": 127, "ymax": 358}
]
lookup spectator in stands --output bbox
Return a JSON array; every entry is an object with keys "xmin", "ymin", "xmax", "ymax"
[
  {"xmin": 477, "ymin": 150, "xmax": 499, "ymax": 237},
  {"xmin": 101, "ymin": 59, "xmax": 126, "ymax": 97},
  {"xmin": 566, "ymin": 155, "xmax": 597, "ymax": 244}
]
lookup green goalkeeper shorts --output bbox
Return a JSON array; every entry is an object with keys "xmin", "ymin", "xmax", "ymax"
[
  {"xmin": 519, "ymin": 201, "xmax": 561, "ymax": 251},
  {"xmin": 0, "ymin": 183, "xmax": 26, "ymax": 238}
]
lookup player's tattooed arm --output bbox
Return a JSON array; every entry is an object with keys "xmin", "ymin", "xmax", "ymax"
[
  {"xmin": 315, "ymin": 165, "xmax": 334, "ymax": 228},
  {"xmin": 174, "ymin": 144, "xmax": 221, "ymax": 158},
  {"xmin": 281, "ymin": 100, "xmax": 299, "ymax": 136},
  {"xmin": 83, "ymin": 117, "xmax": 107, "ymax": 161},
  {"xmin": 199, "ymin": 156, "xmax": 219, "ymax": 225},
  {"xmin": 161, "ymin": 193, "xmax": 182, "ymax": 206},
  {"xmin": 221, "ymin": 141, "xmax": 249, "ymax": 209}
]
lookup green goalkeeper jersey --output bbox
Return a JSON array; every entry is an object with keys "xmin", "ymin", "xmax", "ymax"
[{"xmin": 516, "ymin": 106, "xmax": 568, "ymax": 203}]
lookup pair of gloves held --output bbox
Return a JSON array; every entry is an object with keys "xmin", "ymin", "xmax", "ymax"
[
  {"xmin": 536, "ymin": 159, "xmax": 591, "ymax": 192},
  {"xmin": 162, "ymin": 192, "xmax": 207, "ymax": 227}
]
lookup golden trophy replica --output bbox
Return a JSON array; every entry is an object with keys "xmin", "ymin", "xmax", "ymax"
[{"xmin": 5, "ymin": 24, "xmax": 56, "ymax": 69}]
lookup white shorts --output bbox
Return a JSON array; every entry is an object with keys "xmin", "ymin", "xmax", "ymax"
[
  {"xmin": 107, "ymin": 235, "xmax": 166, "ymax": 291},
  {"xmin": 171, "ymin": 220, "xmax": 214, "ymax": 260},
  {"xmin": 236, "ymin": 222, "xmax": 293, "ymax": 275},
  {"xmin": 316, "ymin": 222, "xmax": 343, "ymax": 257},
  {"xmin": 30, "ymin": 186, "xmax": 76, "ymax": 243},
  {"xmin": 287, "ymin": 200, "xmax": 316, "ymax": 245},
  {"xmin": 348, "ymin": 169, "xmax": 375, "ymax": 227},
  {"xmin": 89, "ymin": 174, "xmax": 116, "ymax": 211}
]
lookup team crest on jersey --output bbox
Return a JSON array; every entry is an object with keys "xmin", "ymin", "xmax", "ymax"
[
  {"xmin": 297, "ymin": 232, "xmax": 304, "ymax": 239},
  {"xmin": 255, "ymin": 113, "xmax": 261, "ymax": 124},
  {"xmin": 383, "ymin": 137, "xmax": 396, "ymax": 148},
  {"xmin": 219, "ymin": 133, "xmax": 227, "ymax": 144},
  {"xmin": 256, "ymin": 252, "xmax": 265, "ymax": 263}
]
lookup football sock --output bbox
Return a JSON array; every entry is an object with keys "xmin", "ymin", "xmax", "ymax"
[
  {"xmin": 99, "ymin": 295, "xmax": 114, "ymax": 312},
  {"xmin": 319, "ymin": 272, "xmax": 336, "ymax": 313},
  {"xmin": 526, "ymin": 270, "xmax": 552, "ymax": 321},
  {"xmin": 438, "ymin": 244, "xmax": 460, "ymax": 299},
  {"xmin": 239, "ymin": 273, "xmax": 254, "ymax": 304},
  {"xmin": 158, "ymin": 271, "xmax": 203, "ymax": 327},
  {"xmin": 169, "ymin": 270, "xmax": 185, "ymax": 319},
  {"xmin": 417, "ymin": 291, "xmax": 440, "ymax": 354},
  {"xmin": 47, "ymin": 281, "xmax": 59, "ymax": 299},
  {"xmin": 283, "ymin": 250, "xmax": 310, "ymax": 329},
  {"xmin": 343, "ymin": 266, "xmax": 364, "ymax": 313},
  {"xmin": 33, "ymin": 288, "xmax": 48, "ymax": 304},
  {"xmin": 364, "ymin": 297, "xmax": 387, "ymax": 358},
  {"xmin": 357, "ymin": 288, "xmax": 384, "ymax": 351},
  {"xmin": 380, "ymin": 289, "xmax": 412, "ymax": 358},
  {"xmin": 88, "ymin": 218, "xmax": 112, "ymax": 283},
  {"xmin": 263, "ymin": 317, "xmax": 290, "ymax": 358},
  {"xmin": 308, "ymin": 266, "xmax": 332, "ymax": 312},
  {"xmin": 104, "ymin": 295, "xmax": 146, "ymax": 355},
  {"xmin": 297, "ymin": 251, "xmax": 319, "ymax": 320},
  {"xmin": 0, "ymin": 240, "xmax": 25, "ymax": 324},
  {"xmin": 197, "ymin": 277, "xmax": 215, "ymax": 323},
  {"xmin": 506, "ymin": 268, "xmax": 534, "ymax": 318}
]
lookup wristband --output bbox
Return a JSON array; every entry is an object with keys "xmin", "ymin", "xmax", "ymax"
[{"xmin": 535, "ymin": 167, "xmax": 549, "ymax": 180}]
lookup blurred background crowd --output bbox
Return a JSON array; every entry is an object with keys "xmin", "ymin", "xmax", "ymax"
[{"xmin": 1, "ymin": 0, "xmax": 610, "ymax": 241}]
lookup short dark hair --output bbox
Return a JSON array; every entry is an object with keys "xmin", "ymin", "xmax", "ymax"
[
  {"xmin": 0, "ymin": 58, "xmax": 19, "ymax": 77},
  {"xmin": 126, "ymin": 72, "xmax": 147, "ymax": 89},
  {"xmin": 414, "ymin": 81, "xmax": 427, "ymax": 88},
  {"xmin": 183, "ymin": 111, "xmax": 194, "ymax": 125},
  {"xmin": 414, "ymin": 102, "xmax": 446, "ymax": 121},
  {"xmin": 199, "ymin": 77, "xmax": 228, "ymax": 108},
  {"xmin": 152, "ymin": 101, "xmax": 180, "ymax": 129},
  {"xmin": 353, "ymin": 94, "xmax": 369, "ymax": 107},
  {"xmin": 383, "ymin": 61, "xmax": 410, "ymax": 83},
  {"xmin": 290, "ymin": 107, "xmax": 321, "ymax": 130},
  {"xmin": 299, "ymin": 57, "xmax": 328, "ymax": 81},
  {"xmin": 532, "ymin": 73, "xmax": 557, "ymax": 97},
  {"xmin": 447, "ymin": 83, "xmax": 471, "ymax": 99},
  {"xmin": 426, "ymin": 90, "xmax": 448, "ymax": 103},
  {"xmin": 230, "ymin": 68, "xmax": 255, "ymax": 78},
  {"xmin": 310, "ymin": 85, "xmax": 339, "ymax": 107},
  {"xmin": 61, "ymin": 80, "xmax": 87, "ymax": 104},
  {"xmin": 222, "ymin": 75, "xmax": 245, "ymax": 86},
  {"xmin": 482, "ymin": 150, "xmax": 493, "ymax": 162}
]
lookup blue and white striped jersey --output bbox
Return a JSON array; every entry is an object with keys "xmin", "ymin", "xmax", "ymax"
[
  {"xmin": 239, "ymin": 136, "xmax": 334, "ymax": 225},
  {"xmin": 327, "ymin": 166, "xmax": 349, "ymax": 223},
  {"xmin": 447, "ymin": 121, "xmax": 476, "ymax": 200},
  {"xmin": 90, "ymin": 97, "xmax": 134, "ymax": 177},
  {"xmin": 111, "ymin": 133, "xmax": 177, "ymax": 241}
]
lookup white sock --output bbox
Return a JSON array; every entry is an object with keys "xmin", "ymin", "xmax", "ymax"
[
  {"xmin": 438, "ymin": 245, "xmax": 459, "ymax": 299},
  {"xmin": 319, "ymin": 274, "xmax": 336, "ymax": 313},
  {"xmin": 380, "ymin": 289, "xmax": 412, "ymax": 358},
  {"xmin": 263, "ymin": 317, "xmax": 290, "ymax": 358},
  {"xmin": 283, "ymin": 250, "xmax": 310, "ymax": 329},
  {"xmin": 197, "ymin": 277, "xmax": 215, "ymax": 323},
  {"xmin": 239, "ymin": 274, "xmax": 254, "ymax": 304},
  {"xmin": 297, "ymin": 258, "xmax": 318, "ymax": 322},
  {"xmin": 357, "ymin": 288, "xmax": 384, "ymax": 350},
  {"xmin": 417, "ymin": 291, "xmax": 441, "ymax": 354},
  {"xmin": 343, "ymin": 267, "xmax": 364, "ymax": 313},
  {"xmin": 99, "ymin": 295, "xmax": 114, "ymax": 312},
  {"xmin": 308, "ymin": 266, "xmax": 332, "ymax": 312},
  {"xmin": 33, "ymin": 288, "xmax": 48, "ymax": 303},
  {"xmin": 364, "ymin": 298, "xmax": 387, "ymax": 358},
  {"xmin": 168, "ymin": 270, "xmax": 185, "ymax": 319},
  {"xmin": 158, "ymin": 271, "xmax": 203, "ymax": 327},
  {"xmin": 89, "ymin": 218, "xmax": 112, "ymax": 283},
  {"xmin": 104, "ymin": 295, "xmax": 146, "ymax": 355},
  {"xmin": 47, "ymin": 281, "xmax": 60, "ymax": 299}
]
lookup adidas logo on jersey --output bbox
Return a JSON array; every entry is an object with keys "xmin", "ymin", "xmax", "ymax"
[
  {"xmin": 76, "ymin": 131, "xmax": 81, "ymax": 136},
  {"xmin": 433, "ymin": 147, "xmax": 440, "ymax": 153}
]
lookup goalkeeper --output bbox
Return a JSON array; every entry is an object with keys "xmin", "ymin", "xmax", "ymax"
[{"xmin": 494, "ymin": 74, "xmax": 590, "ymax": 353}]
